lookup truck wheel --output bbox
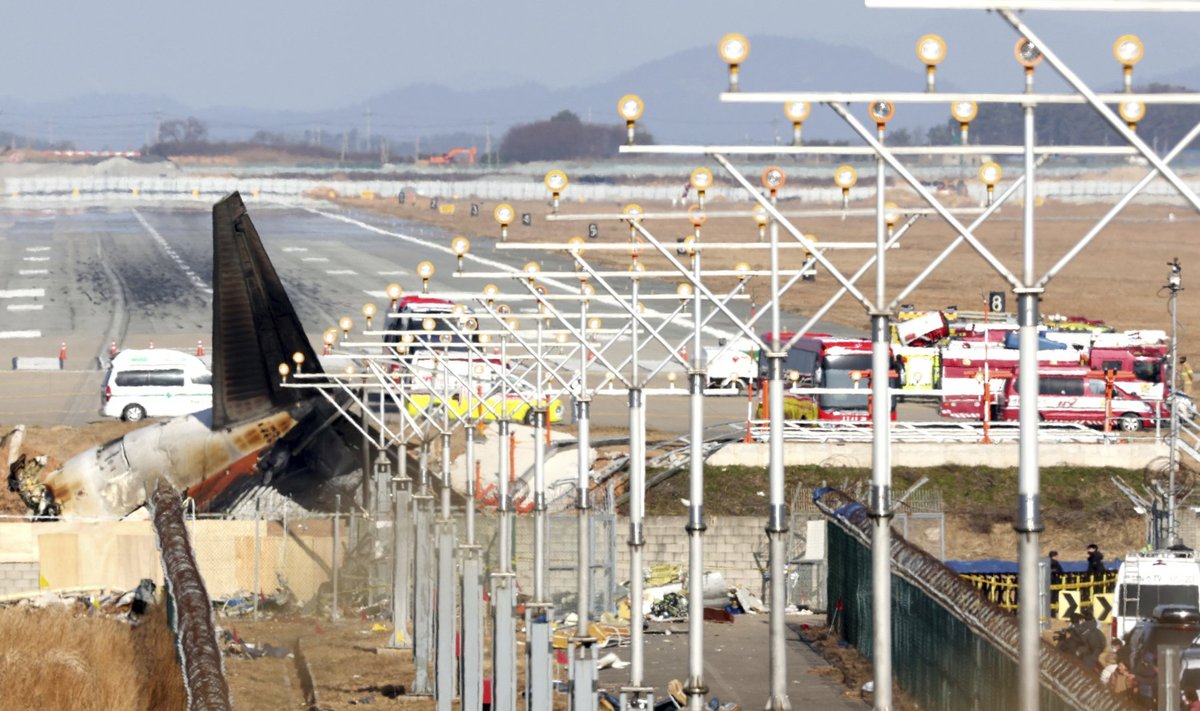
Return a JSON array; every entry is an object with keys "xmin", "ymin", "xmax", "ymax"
[
  {"xmin": 1118, "ymin": 413, "xmax": 1142, "ymax": 432},
  {"xmin": 123, "ymin": 404, "xmax": 147, "ymax": 422},
  {"xmin": 727, "ymin": 378, "xmax": 745, "ymax": 394}
]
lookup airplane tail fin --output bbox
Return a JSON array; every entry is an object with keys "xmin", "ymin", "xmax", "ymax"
[{"xmin": 210, "ymin": 193, "xmax": 322, "ymax": 430}]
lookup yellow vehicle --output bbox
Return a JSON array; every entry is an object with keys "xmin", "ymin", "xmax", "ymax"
[{"xmin": 405, "ymin": 391, "xmax": 567, "ymax": 425}]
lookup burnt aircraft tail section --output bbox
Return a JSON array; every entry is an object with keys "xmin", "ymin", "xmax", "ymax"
[{"xmin": 211, "ymin": 192, "xmax": 322, "ymax": 430}]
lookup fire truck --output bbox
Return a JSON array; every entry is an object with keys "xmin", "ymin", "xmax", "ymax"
[{"xmin": 756, "ymin": 334, "xmax": 899, "ymax": 422}]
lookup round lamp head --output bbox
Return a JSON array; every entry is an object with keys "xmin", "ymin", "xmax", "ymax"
[
  {"xmin": 761, "ymin": 165, "xmax": 786, "ymax": 191},
  {"xmin": 362, "ymin": 302, "xmax": 377, "ymax": 319},
  {"xmin": 1014, "ymin": 38, "xmax": 1043, "ymax": 68},
  {"xmin": 734, "ymin": 261, "xmax": 752, "ymax": 281},
  {"xmin": 278, "ymin": 362, "xmax": 290, "ymax": 377},
  {"xmin": 451, "ymin": 236, "xmax": 471, "ymax": 256},
  {"xmin": 883, "ymin": 202, "xmax": 901, "ymax": 228},
  {"xmin": 544, "ymin": 169, "xmax": 569, "ymax": 193},
  {"xmin": 416, "ymin": 261, "xmax": 435, "ymax": 279},
  {"xmin": 916, "ymin": 34, "xmax": 947, "ymax": 66},
  {"xmin": 617, "ymin": 94, "xmax": 645, "ymax": 122},
  {"xmin": 523, "ymin": 260, "xmax": 542, "ymax": 278},
  {"xmin": 464, "ymin": 317, "xmax": 479, "ymax": 332},
  {"xmin": 1113, "ymin": 34, "xmax": 1144, "ymax": 67},
  {"xmin": 833, "ymin": 165, "xmax": 859, "ymax": 190},
  {"xmin": 338, "ymin": 316, "xmax": 353, "ymax": 332},
  {"xmin": 623, "ymin": 203, "xmax": 644, "ymax": 221},
  {"xmin": 567, "ymin": 236, "xmax": 585, "ymax": 254},
  {"xmin": 496, "ymin": 303, "xmax": 512, "ymax": 316},
  {"xmin": 752, "ymin": 204, "xmax": 769, "ymax": 227},
  {"xmin": 483, "ymin": 283, "xmax": 500, "ymax": 300},
  {"xmin": 322, "ymin": 328, "xmax": 337, "ymax": 346},
  {"xmin": 687, "ymin": 204, "xmax": 707, "ymax": 227},
  {"xmin": 580, "ymin": 282, "xmax": 596, "ymax": 298},
  {"xmin": 950, "ymin": 100, "xmax": 978, "ymax": 124},
  {"xmin": 1119, "ymin": 100, "xmax": 1146, "ymax": 124},
  {"xmin": 292, "ymin": 351, "xmax": 305, "ymax": 366},
  {"xmin": 676, "ymin": 282, "xmax": 694, "ymax": 298},
  {"xmin": 689, "ymin": 167, "xmax": 714, "ymax": 192},
  {"xmin": 978, "ymin": 161, "xmax": 1002, "ymax": 187},
  {"xmin": 869, "ymin": 100, "xmax": 896, "ymax": 126},
  {"xmin": 555, "ymin": 333, "xmax": 567, "ymax": 344},
  {"xmin": 718, "ymin": 33, "xmax": 750, "ymax": 65},
  {"xmin": 783, "ymin": 101, "xmax": 811, "ymax": 123},
  {"xmin": 587, "ymin": 317, "xmax": 602, "ymax": 331},
  {"xmin": 681, "ymin": 234, "xmax": 697, "ymax": 256},
  {"xmin": 386, "ymin": 283, "xmax": 403, "ymax": 301},
  {"xmin": 506, "ymin": 317, "xmax": 520, "ymax": 331},
  {"xmin": 788, "ymin": 369, "xmax": 801, "ymax": 382},
  {"xmin": 493, "ymin": 203, "xmax": 515, "ymax": 225},
  {"xmin": 421, "ymin": 317, "xmax": 436, "ymax": 332}
]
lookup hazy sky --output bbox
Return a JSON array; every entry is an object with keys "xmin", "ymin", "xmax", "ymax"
[{"xmin": 2, "ymin": 1, "xmax": 1197, "ymax": 110}]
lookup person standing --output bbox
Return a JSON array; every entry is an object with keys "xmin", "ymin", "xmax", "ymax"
[
  {"xmin": 1086, "ymin": 544, "xmax": 1106, "ymax": 576},
  {"xmin": 1181, "ymin": 356, "xmax": 1194, "ymax": 396}
]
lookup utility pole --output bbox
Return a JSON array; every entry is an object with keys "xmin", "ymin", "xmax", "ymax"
[{"xmin": 1166, "ymin": 257, "xmax": 1183, "ymax": 546}]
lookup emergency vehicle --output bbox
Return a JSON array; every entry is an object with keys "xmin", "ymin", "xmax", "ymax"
[
  {"xmin": 757, "ymin": 334, "xmax": 899, "ymax": 422},
  {"xmin": 997, "ymin": 366, "xmax": 1160, "ymax": 431},
  {"xmin": 704, "ymin": 338, "xmax": 757, "ymax": 393},
  {"xmin": 1114, "ymin": 548, "xmax": 1200, "ymax": 639}
]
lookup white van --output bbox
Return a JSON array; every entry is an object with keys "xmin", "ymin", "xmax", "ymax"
[
  {"xmin": 1114, "ymin": 548, "xmax": 1200, "ymax": 639},
  {"xmin": 101, "ymin": 349, "xmax": 213, "ymax": 422}
]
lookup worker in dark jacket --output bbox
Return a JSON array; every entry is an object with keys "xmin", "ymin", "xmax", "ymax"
[{"xmin": 1086, "ymin": 544, "xmax": 1106, "ymax": 576}]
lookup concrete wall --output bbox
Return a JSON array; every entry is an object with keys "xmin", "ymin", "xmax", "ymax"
[
  {"xmin": 707, "ymin": 440, "xmax": 1170, "ymax": 469},
  {"xmin": 613, "ymin": 516, "xmax": 769, "ymax": 592}
]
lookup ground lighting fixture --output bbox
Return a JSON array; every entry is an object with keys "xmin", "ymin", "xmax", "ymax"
[
  {"xmin": 1118, "ymin": 99, "xmax": 1146, "ymax": 130},
  {"xmin": 416, "ymin": 260, "xmax": 435, "ymax": 293},
  {"xmin": 688, "ymin": 204, "xmax": 706, "ymax": 238},
  {"xmin": 362, "ymin": 302, "xmax": 377, "ymax": 329},
  {"xmin": 950, "ymin": 100, "xmax": 978, "ymax": 145},
  {"xmin": 493, "ymin": 203, "xmax": 515, "ymax": 241},
  {"xmin": 322, "ymin": 328, "xmax": 337, "ymax": 355},
  {"xmin": 690, "ymin": 167, "xmax": 714, "ymax": 208},
  {"xmin": 979, "ymin": 161, "xmax": 1002, "ymax": 205},
  {"xmin": 752, "ymin": 205, "xmax": 769, "ymax": 242},
  {"xmin": 833, "ymin": 165, "xmax": 858, "ymax": 210},
  {"xmin": 451, "ymin": 236, "xmax": 471, "ymax": 272},
  {"xmin": 718, "ymin": 33, "xmax": 750, "ymax": 92},
  {"xmin": 618, "ymin": 94, "xmax": 644, "ymax": 145},
  {"xmin": 803, "ymin": 234, "xmax": 819, "ymax": 280},
  {"xmin": 522, "ymin": 260, "xmax": 541, "ymax": 283},
  {"xmin": 483, "ymin": 283, "xmax": 500, "ymax": 306},
  {"xmin": 1113, "ymin": 34, "xmax": 1144, "ymax": 91},
  {"xmin": 544, "ymin": 170, "xmax": 568, "ymax": 213},
  {"xmin": 734, "ymin": 261, "xmax": 752, "ymax": 282},
  {"xmin": 386, "ymin": 283, "xmax": 403, "ymax": 310},
  {"xmin": 783, "ymin": 102, "xmax": 810, "ymax": 146},
  {"xmin": 761, "ymin": 165, "xmax": 786, "ymax": 198},
  {"xmin": 1014, "ymin": 37, "xmax": 1044, "ymax": 82},
  {"xmin": 916, "ymin": 34, "xmax": 947, "ymax": 92},
  {"xmin": 623, "ymin": 203, "xmax": 644, "ymax": 241},
  {"xmin": 338, "ymin": 316, "xmax": 353, "ymax": 339},
  {"xmin": 869, "ymin": 100, "xmax": 896, "ymax": 133},
  {"xmin": 883, "ymin": 202, "xmax": 901, "ymax": 233},
  {"xmin": 676, "ymin": 282, "xmax": 694, "ymax": 302}
]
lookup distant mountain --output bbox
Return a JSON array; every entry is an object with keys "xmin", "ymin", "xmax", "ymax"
[{"xmin": 0, "ymin": 35, "xmax": 1192, "ymax": 152}]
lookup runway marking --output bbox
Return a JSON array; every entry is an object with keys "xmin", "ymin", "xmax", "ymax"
[
  {"xmin": 376, "ymin": 270, "xmax": 406, "ymax": 276},
  {"xmin": 282, "ymin": 247, "xmax": 309, "ymax": 253},
  {"xmin": 297, "ymin": 205, "xmax": 737, "ymax": 342},
  {"xmin": 302, "ymin": 257, "xmax": 330, "ymax": 263},
  {"xmin": 24, "ymin": 246, "xmax": 50, "ymax": 253},
  {"xmin": 0, "ymin": 289, "xmax": 45, "ymax": 299},
  {"xmin": 363, "ymin": 290, "xmax": 388, "ymax": 298},
  {"xmin": 23, "ymin": 257, "xmax": 49, "ymax": 262},
  {"xmin": 7, "ymin": 304, "xmax": 43, "ymax": 311},
  {"xmin": 18, "ymin": 270, "xmax": 49, "ymax": 275},
  {"xmin": 131, "ymin": 208, "xmax": 211, "ymax": 295},
  {"xmin": 0, "ymin": 331, "xmax": 41, "ymax": 338},
  {"xmin": 326, "ymin": 269, "xmax": 357, "ymax": 275}
]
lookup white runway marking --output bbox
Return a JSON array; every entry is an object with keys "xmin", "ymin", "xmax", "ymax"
[
  {"xmin": 0, "ymin": 289, "xmax": 45, "ymax": 299},
  {"xmin": 7, "ymin": 304, "xmax": 44, "ymax": 311},
  {"xmin": 363, "ymin": 290, "xmax": 388, "ymax": 299},
  {"xmin": 302, "ymin": 257, "xmax": 330, "ymax": 263},
  {"xmin": 282, "ymin": 247, "xmax": 309, "ymax": 252},
  {"xmin": 23, "ymin": 257, "xmax": 49, "ymax": 262},
  {"xmin": 0, "ymin": 330, "xmax": 41, "ymax": 338},
  {"xmin": 131, "ymin": 208, "xmax": 211, "ymax": 295},
  {"xmin": 376, "ymin": 270, "xmax": 406, "ymax": 276},
  {"xmin": 18, "ymin": 269, "xmax": 49, "ymax": 275},
  {"xmin": 325, "ymin": 269, "xmax": 357, "ymax": 275},
  {"xmin": 24, "ymin": 246, "xmax": 50, "ymax": 252}
]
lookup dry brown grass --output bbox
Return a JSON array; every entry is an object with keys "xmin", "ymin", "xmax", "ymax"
[{"xmin": 0, "ymin": 603, "xmax": 187, "ymax": 711}]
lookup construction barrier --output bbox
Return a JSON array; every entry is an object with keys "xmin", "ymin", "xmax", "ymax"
[{"xmin": 959, "ymin": 571, "xmax": 1116, "ymax": 615}]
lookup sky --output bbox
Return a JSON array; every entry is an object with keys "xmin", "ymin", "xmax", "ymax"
[{"xmin": 1, "ymin": 1, "xmax": 1197, "ymax": 112}]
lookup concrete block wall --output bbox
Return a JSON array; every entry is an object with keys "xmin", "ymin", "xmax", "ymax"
[
  {"xmin": 614, "ymin": 515, "xmax": 766, "ymax": 591},
  {"xmin": 0, "ymin": 561, "xmax": 41, "ymax": 597}
]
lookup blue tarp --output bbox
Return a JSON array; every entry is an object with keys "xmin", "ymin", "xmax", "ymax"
[
  {"xmin": 945, "ymin": 558, "xmax": 1120, "ymax": 574},
  {"xmin": 1002, "ymin": 332, "xmax": 1069, "ymax": 351}
]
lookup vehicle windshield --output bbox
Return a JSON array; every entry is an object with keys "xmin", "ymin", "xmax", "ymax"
[
  {"xmin": 1134, "ymin": 360, "xmax": 1161, "ymax": 383},
  {"xmin": 387, "ymin": 314, "xmax": 476, "ymax": 354},
  {"xmin": 819, "ymin": 353, "xmax": 872, "ymax": 411},
  {"xmin": 1119, "ymin": 584, "xmax": 1199, "ymax": 618}
]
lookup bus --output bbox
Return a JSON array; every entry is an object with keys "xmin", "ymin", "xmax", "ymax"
[{"xmin": 756, "ymin": 334, "xmax": 898, "ymax": 422}]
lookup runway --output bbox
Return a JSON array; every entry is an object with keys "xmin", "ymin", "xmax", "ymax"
[{"xmin": 0, "ymin": 200, "xmax": 789, "ymax": 429}]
